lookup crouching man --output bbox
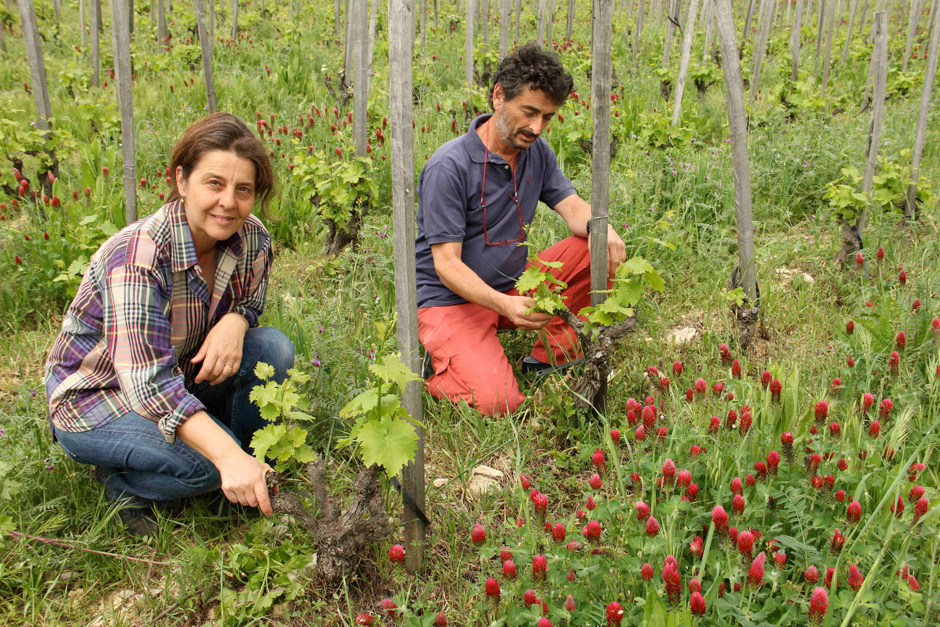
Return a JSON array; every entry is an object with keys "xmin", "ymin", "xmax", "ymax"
[{"xmin": 415, "ymin": 43, "xmax": 626, "ymax": 416}]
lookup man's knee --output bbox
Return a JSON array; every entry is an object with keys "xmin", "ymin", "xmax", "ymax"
[{"xmin": 472, "ymin": 386, "xmax": 524, "ymax": 416}]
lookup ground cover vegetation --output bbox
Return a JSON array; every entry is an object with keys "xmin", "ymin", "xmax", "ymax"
[{"xmin": 0, "ymin": 0, "xmax": 938, "ymax": 624}]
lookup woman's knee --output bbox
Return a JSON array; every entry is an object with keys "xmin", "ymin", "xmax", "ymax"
[{"xmin": 243, "ymin": 327, "xmax": 295, "ymax": 380}]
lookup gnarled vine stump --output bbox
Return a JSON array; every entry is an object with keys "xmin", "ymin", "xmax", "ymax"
[
  {"xmin": 557, "ymin": 309, "xmax": 638, "ymax": 411},
  {"xmin": 266, "ymin": 458, "xmax": 390, "ymax": 586}
]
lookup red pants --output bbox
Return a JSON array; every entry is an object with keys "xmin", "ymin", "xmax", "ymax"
[{"xmin": 418, "ymin": 236, "xmax": 604, "ymax": 416}]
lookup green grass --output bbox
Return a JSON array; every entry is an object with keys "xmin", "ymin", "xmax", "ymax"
[{"xmin": 1, "ymin": 0, "xmax": 940, "ymax": 624}]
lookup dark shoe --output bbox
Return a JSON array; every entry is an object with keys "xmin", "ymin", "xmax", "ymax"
[
  {"xmin": 422, "ymin": 351, "xmax": 434, "ymax": 380},
  {"xmin": 94, "ymin": 466, "xmax": 158, "ymax": 537},
  {"xmin": 521, "ymin": 356, "xmax": 584, "ymax": 377}
]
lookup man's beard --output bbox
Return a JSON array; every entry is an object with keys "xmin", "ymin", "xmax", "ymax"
[{"xmin": 494, "ymin": 108, "xmax": 536, "ymax": 151}]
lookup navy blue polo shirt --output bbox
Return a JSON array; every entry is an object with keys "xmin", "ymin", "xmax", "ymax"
[{"xmin": 415, "ymin": 114, "xmax": 576, "ymax": 309}]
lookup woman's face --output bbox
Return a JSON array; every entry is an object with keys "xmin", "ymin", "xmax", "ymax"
[{"xmin": 176, "ymin": 150, "xmax": 256, "ymax": 254}]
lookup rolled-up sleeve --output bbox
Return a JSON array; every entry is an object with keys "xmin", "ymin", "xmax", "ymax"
[
  {"xmin": 230, "ymin": 237, "xmax": 273, "ymax": 328},
  {"xmin": 539, "ymin": 144, "xmax": 576, "ymax": 208},
  {"xmin": 421, "ymin": 164, "xmax": 469, "ymax": 245},
  {"xmin": 104, "ymin": 263, "xmax": 206, "ymax": 443}
]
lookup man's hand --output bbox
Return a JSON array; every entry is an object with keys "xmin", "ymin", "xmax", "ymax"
[
  {"xmin": 501, "ymin": 294, "xmax": 553, "ymax": 330},
  {"xmin": 192, "ymin": 313, "xmax": 249, "ymax": 385},
  {"xmin": 607, "ymin": 226, "xmax": 627, "ymax": 280},
  {"xmin": 215, "ymin": 449, "xmax": 274, "ymax": 516}
]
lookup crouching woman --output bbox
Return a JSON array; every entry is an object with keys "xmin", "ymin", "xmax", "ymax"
[{"xmin": 44, "ymin": 112, "xmax": 294, "ymax": 536}]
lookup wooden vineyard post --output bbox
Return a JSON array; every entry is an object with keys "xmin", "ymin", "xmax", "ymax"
[
  {"xmin": 110, "ymin": 0, "xmax": 137, "ymax": 224},
  {"xmin": 0, "ymin": 17, "xmax": 5, "ymax": 54},
  {"xmin": 589, "ymin": 0, "xmax": 613, "ymax": 412},
  {"xmin": 662, "ymin": 0, "xmax": 680, "ymax": 66},
  {"xmin": 715, "ymin": 0, "xmax": 759, "ymax": 346},
  {"xmin": 902, "ymin": 0, "xmax": 924, "ymax": 70},
  {"xmin": 703, "ymin": 0, "xmax": 716, "ymax": 60},
  {"xmin": 194, "ymin": 0, "xmax": 217, "ymax": 113},
  {"xmin": 334, "ymin": 0, "xmax": 341, "ymax": 37},
  {"xmin": 91, "ymin": 0, "xmax": 100, "ymax": 84},
  {"xmin": 749, "ymin": 0, "xmax": 772, "ymax": 106},
  {"xmin": 388, "ymin": 0, "xmax": 425, "ymax": 575},
  {"xmin": 841, "ymin": 0, "xmax": 860, "ymax": 64},
  {"xmin": 515, "ymin": 0, "xmax": 521, "ymax": 43},
  {"xmin": 633, "ymin": 0, "xmax": 644, "ymax": 62},
  {"xmin": 366, "ymin": 0, "xmax": 377, "ymax": 98},
  {"xmin": 546, "ymin": 0, "xmax": 555, "ymax": 43},
  {"xmin": 16, "ymin": 0, "xmax": 52, "ymax": 131},
  {"xmin": 791, "ymin": 0, "xmax": 804, "ymax": 79},
  {"xmin": 231, "ymin": 0, "xmax": 238, "ymax": 39},
  {"xmin": 465, "ymin": 0, "xmax": 474, "ymax": 96},
  {"xmin": 500, "ymin": 0, "xmax": 510, "ymax": 56},
  {"xmin": 420, "ymin": 0, "xmax": 427, "ymax": 55},
  {"xmin": 851, "ymin": 12, "xmax": 887, "ymax": 245},
  {"xmin": 822, "ymin": 0, "xmax": 835, "ymax": 93},
  {"xmin": 815, "ymin": 0, "xmax": 825, "ymax": 64},
  {"xmin": 743, "ymin": 0, "xmax": 756, "ymax": 41},
  {"xmin": 671, "ymin": 0, "xmax": 700, "ymax": 125},
  {"xmin": 904, "ymin": 2, "xmax": 937, "ymax": 220},
  {"xmin": 537, "ymin": 0, "xmax": 546, "ymax": 45},
  {"xmin": 158, "ymin": 0, "xmax": 167, "ymax": 51},
  {"xmin": 566, "ymin": 0, "xmax": 574, "ymax": 41},
  {"xmin": 352, "ymin": 0, "xmax": 367, "ymax": 157}
]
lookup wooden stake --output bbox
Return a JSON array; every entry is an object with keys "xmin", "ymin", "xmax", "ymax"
[
  {"xmin": 388, "ymin": 0, "xmax": 425, "ymax": 576},
  {"xmin": 194, "ymin": 0, "xmax": 217, "ymax": 113},
  {"xmin": 715, "ymin": 0, "xmax": 759, "ymax": 318},
  {"xmin": 110, "ymin": 0, "xmax": 137, "ymax": 224},
  {"xmin": 902, "ymin": 0, "xmax": 924, "ymax": 70},
  {"xmin": 91, "ymin": 0, "xmax": 100, "ymax": 84},
  {"xmin": 352, "ymin": 0, "xmax": 368, "ymax": 156},
  {"xmin": 158, "ymin": 0, "xmax": 167, "ymax": 51},
  {"xmin": 231, "ymin": 0, "xmax": 238, "ymax": 39},
  {"xmin": 743, "ymin": 0, "xmax": 756, "ymax": 40},
  {"xmin": 465, "ymin": 0, "xmax": 475, "ymax": 90},
  {"xmin": 841, "ymin": 0, "xmax": 860, "ymax": 64},
  {"xmin": 703, "ymin": 0, "xmax": 715, "ymax": 59},
  {"xmin": 854, "ymin": 11, "xmax": 887, "ymax": 236},
  {"xmin": 334, "ymin": 0, "xmax": 342, "ymax": 37},
  {"xmin": 822, "ymin": 0, "xmax": 835, "ymax": 93},
  {"xmin": 501, "ymin": 0, "xmax": 511, "ymax": 56},
  {"xmin": 589, "ymin": 1, "xmax": 612, "ymax": 306},
  {"xmin": 905, "ymin": 1, "xmax": 938, "ymax": 219},
  {"xmin": 815, "ymin": 0, "xmax": 826, "ymax": 64},
  {"xmin": 664, "ymin": 0, "xmax": 683, "ymax": 65},
  {"xmin": 633, "ymin": 0, "xmax": 644, "ymax": 62},
  {"xmin": 17, "ymin": 0, "xmax": 53, "ymax": 129},
  {"xmin": 672, "ymin": 0, "xmax": 700, "ymax": 124},
  {"xmin": 547, "ymin": 0, "xmax": 555, "ymax": 42},
  {"xmin": 421, "ymin": 0, "xmax": 427, "ymax": 54},
  {"xmin": 537, "ymin": 0, "xmax": 546, "ymax": 44},
  {"xmin": 750, "ymin": 0, "xmax": 773, "ymax": 105},
  {"xmin": 791, "ymin": 0, "xmax": 804, "ymax": 79}
]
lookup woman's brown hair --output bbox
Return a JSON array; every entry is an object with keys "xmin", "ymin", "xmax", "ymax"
[{"xmin": 167, "ymin": 112, "xmax": 275, "ymax": 212}]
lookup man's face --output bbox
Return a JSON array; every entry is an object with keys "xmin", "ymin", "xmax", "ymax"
[{"xmin": 492, "ymin": 84, "xmax": 561, "ymax": 151}]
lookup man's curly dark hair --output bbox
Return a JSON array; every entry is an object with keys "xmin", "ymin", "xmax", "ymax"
[{"xmin": 489, "ymin": 42, "xmax": 575, "ymax": 108}]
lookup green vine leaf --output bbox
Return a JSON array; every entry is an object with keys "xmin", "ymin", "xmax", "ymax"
[{"xmin": 355, "ymin": 415, "xmax": 419, "ymax": 478}]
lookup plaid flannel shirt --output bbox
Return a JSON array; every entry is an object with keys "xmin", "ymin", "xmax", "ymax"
[{"xmin": 45, "ymin": 200, "xmax": 273, "ymax": 443}]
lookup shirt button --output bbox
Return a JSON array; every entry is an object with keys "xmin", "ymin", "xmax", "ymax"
[{"xmin": 504, "ymin": 165, "xmax": 509, "ymax": 169}]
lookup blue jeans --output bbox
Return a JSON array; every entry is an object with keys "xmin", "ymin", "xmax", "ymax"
[{"xmin": 54, "ymin": 327, "xmax": 295, "ymax": 506}]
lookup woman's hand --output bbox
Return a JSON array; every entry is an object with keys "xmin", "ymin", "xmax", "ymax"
[
  {"xmin": 176, "ymin": 411, "xmax": 275, "ymax": 516},
  {"xmin": 215, "ymin": 449, "xmax": 274, "ymax": 515},
  {"xmin": 192, "ymin": 313, "xmax": 250, "ymax": 385}
]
